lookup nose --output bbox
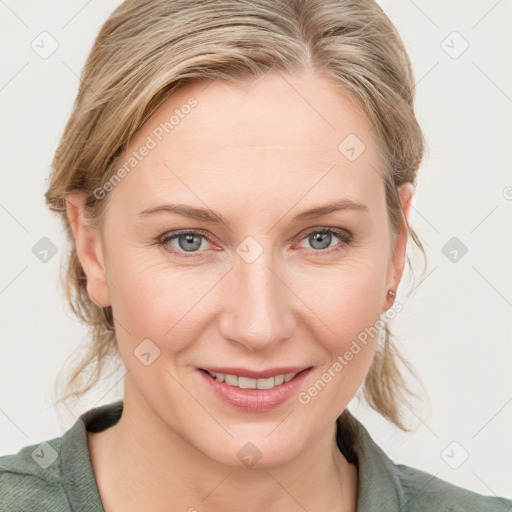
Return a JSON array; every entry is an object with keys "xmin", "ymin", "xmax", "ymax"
[{"xmin": 218, "ymin": 253, "xmax": 296, "ymax": 352}]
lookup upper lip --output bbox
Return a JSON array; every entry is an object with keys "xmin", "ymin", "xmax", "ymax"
[{"xmin": 199, "ymin": 366, "xmax": 312, "ymax": 379}]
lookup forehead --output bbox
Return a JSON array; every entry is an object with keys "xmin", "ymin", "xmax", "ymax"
[{"xmin": 109, "ymin": 70, "xmax": 385, "ymax": 216}]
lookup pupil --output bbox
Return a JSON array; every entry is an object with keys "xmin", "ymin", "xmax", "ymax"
[
  {"xmin": 311, "ymin": 232, "xmax": 330, "ymax": 250},
  {"xmin": 180, "ymin": 234, "xmax": 201, "ymax": 251}
]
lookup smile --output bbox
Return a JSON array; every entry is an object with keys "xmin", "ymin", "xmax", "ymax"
[
  {"xmin": 198, "ymin": 367, "xmax": 313, "ymax": 412},
  {"xmin": 205, "ymin": 370, "xmax": 299, "ymax": 389}
]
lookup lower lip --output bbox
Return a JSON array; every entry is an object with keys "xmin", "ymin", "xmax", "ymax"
[{"xmin": 198, "ymin": 368, "xmax": 312, "ymax": 412}]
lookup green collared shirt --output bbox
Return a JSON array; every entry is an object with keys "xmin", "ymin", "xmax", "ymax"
[{"xmin": 1, "ymin": 400, "xmax": 510, "ymax": 511}]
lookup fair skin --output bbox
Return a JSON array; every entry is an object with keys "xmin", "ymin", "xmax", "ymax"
[{"xmin": 67, "ymin": 69, "xmax": 413, "ymax": 512}]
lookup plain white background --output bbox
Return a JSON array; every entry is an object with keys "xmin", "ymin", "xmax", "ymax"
[{"xmin": 0, "ymin": 0, "xmax": 511, "ymax": 500}]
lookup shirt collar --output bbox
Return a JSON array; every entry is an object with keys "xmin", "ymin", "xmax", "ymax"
[
  {"xmin": 337, "ymin": 410, "xmax": 406, "ymax": 511},
  {"xmin": 60, "ymin": 400, "xmax": 124, "ymax": 512},
  {"xmin": 61, "ymin": 400, "xmax": 405, "ymax": 511}
]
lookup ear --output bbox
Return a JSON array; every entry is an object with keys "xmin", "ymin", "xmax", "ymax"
[
  {"xmin": 383, "ymin": 182, "xmax": 414, "ymax": 310},
  {"xmin": 66, "ymin": 191, "xmax": 111, "ymax": 308}
]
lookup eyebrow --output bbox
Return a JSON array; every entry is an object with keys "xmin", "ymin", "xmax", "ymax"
[{"xmin": 137, "ymin": 199, "xmax": 368, "ymax": 224}]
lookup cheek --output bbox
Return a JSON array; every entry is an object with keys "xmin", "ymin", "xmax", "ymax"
[
  {"xmin": 106, "ymin": 249, "xmax": 220, "ymax": 352},
  {"xmin": 107, "ymin": 239, "xmax": 388, "ymax": 365},
  {"xmin": 292, "ymin": 257, "xmax": 386, "ymax": 393},
  {"xmin": 293, "ymin": 254, "xmax": 387, "ymax": 340}
]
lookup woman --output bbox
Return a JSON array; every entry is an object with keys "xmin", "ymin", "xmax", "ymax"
[{"xmin": 0, "ymin": 0, "xmax": 510, "ymax": 510}]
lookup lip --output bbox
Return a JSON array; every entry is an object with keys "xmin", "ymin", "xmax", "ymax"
[
  {"xmin": 199, "ymin": 366, "xmax": 310, "ymax": 379},
  {"xmin": 197, "ymin": 366, "xmax": 313, "ymax": 412}
]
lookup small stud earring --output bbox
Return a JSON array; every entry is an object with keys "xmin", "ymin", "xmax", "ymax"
[{"xmin": 387, "ymin": 289, "xmax": 396, "ymax": 298}]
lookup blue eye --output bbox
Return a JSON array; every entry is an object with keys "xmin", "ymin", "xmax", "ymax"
[
  {"xmin": 157, "ymin": 227, "xmax": 352, "ymax": 258},
  {"xmin": 296, "ymin": 227, "xmax": 352, "ymax": 254},
  {"xmin": 158, "ymin": 230, "xmax": 211, "ymax": 258}
]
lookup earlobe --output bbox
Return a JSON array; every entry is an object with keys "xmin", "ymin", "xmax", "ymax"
[
  {"xmin": 382, "ymin": 182, "xmax": 414, "ymax": 313},
  {"xmin": 65, "ymin": 192, "xmax": 111, "ymax": 308}
]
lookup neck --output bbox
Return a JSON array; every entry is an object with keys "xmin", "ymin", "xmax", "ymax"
[{"xmin": 88, "ymin": 382, "xmax": 358, "ymax": 512}]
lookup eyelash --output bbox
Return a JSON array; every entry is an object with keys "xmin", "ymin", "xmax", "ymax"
[{"xmin": 157, "ymin": 227, "xmax": 353, "ymax": 259}]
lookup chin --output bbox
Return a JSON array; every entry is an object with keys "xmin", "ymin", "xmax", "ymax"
[{"xmin": 196, "ymin": 431, "xmax": 305, "ymax": 470}]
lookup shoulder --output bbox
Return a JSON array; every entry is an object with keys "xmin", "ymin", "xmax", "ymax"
[
  {"xmin": 0, "ymin": 401, "xmax": 122, "ymax": 512},
  {"xmin": 337, "ymin": 411, "xmax": 512, "ymax": 512},
  {"xmin": 0, "ymin": 437, "xmax": 71, "ymax": 512},
  {"xmin": 394, "ymin": 462, "xmax": 512, "ymax": 512}
]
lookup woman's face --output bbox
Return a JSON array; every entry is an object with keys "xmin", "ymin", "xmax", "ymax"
[{"xmin": 71, "ymin": 70, "xmax": 410, "ymax": 467}]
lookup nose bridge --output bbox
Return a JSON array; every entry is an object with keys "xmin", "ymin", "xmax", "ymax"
[{"xmin": 220, "ymin": 246, "xmax": 295, "ymax": 351}]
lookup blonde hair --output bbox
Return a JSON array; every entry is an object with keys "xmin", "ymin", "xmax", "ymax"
[{"xmin": 46, "ymin": 0, "xmax": 427, "ymax": 430}]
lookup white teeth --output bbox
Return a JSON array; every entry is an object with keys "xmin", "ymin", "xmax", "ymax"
[
  {"xmin": 256, "ymin": 377, "xmax": 275, "ymax": 390},
  {"xmin": 206, "ymin": 370, "xmax": 299, "ymax": 389},
  {"xmin": 224, "ymin": 374, "xmax": 238, "ymax": 386},
  {"xmin": 238, "ymin": 376, "xmax": 257, "ymax": 389}
]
